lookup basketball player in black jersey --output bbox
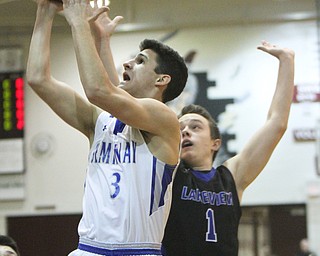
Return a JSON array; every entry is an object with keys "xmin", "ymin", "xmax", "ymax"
[{"xmin": 162, "ymin": 41, "xmax": 295, "ymax": 256}]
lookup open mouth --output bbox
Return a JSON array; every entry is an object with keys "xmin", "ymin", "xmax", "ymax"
[
  {"xmin": 182, "ymin": 140, "xmax": 193, "ymax": 148},
  {"xmin": 123, "ymin": 72, "xmax": 131, "ymax": 81}
]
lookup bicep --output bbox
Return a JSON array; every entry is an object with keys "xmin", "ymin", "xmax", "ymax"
[
  {"xmin": 90, "ymin": 86, "xmax": 178, "ymax": 136},
  {"xmin": 32, "ymin": 78, "xmax": 97, "ymax": 138},
  {"xmin": 89, "ymin": 87, "xmax": 180, "ymax": 164},
  {"xmin": 227, "ymin": 120, "xmax": 285, "ymax": 192}
]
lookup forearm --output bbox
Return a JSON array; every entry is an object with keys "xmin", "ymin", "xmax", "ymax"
[
  {"xmin": 70, "ymin": 21, "xmax": 112, "ymax": 100},
  {"xmin": 27, "ymin": 5, "xmax": 55, "ymax": 86},
  {"xmin": 267, "ymin": 53, "xmax": 295, "ymax": 126},
  {"xmin": 98, "ymin": 37, "xmax": 120, "ymax": 85}
]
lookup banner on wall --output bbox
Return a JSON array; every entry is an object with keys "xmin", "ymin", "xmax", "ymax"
[
  {"xmin": 293, "ymin": 83, "xmax": 320, "ymax": 103},
  {"xmin": 293, "ymin": 129, "xmax": 317, "ymax": 142}
]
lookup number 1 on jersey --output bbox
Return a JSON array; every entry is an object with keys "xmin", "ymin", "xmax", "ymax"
[{"xmin": 206, "ymin": 208, "xmax": 217, "ymax": 242}]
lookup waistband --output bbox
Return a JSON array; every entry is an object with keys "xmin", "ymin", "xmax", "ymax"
[{"xmin": 78, "ymin": 238, "xmax": 162, "ymax": 256}]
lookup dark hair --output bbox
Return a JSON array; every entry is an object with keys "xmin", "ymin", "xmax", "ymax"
[
  {"xmin": 0, "ymin": 235, "xmax": 20, "ymax": 256},
  {"xmin": 139, "ymin": 39, "xmax": 188, "ymax": 103},
  {"xmin": 179, "ymin": 104, "xmax": 221, "ymax": 162}
]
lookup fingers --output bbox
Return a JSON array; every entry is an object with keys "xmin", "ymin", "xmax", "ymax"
[
  {"xmin": 256, "ymin": 40, "xmax": 294, "ymax": 60},
  {"xmin": 257, "ymin": 40, "xmax": 276, "ymax": 51},
  {"xmin": 113, "ymin": 15, "xmax": 124, "ymax": 25},
  {"xmin": 88, "ymin": 6, "xmax": 109, "ymax": 22},
  {"xmin": 259, "ymin": 40, "xmax": 274, "ymax": 48}
]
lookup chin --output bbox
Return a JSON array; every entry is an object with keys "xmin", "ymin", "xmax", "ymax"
[{"xmin": 180, "ymin": 152, "xmax": 191, "ymax": 161}]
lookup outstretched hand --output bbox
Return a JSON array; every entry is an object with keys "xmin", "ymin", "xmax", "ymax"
[
  {"xmin": 257, "ymin": 40, "xmax": 295, "ymax": 59},
  {"xmin": 88, "ymin": 0, "xmax": 123, "ymax": 40}
]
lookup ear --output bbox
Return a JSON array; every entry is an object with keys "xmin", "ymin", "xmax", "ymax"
[
  {"xmin": 211, "ymin": 138, "xmax": 222, "ymax": 152},
  {"xmin": 155, "ymin": 75, "xmax": 171, "ymax": 87}
]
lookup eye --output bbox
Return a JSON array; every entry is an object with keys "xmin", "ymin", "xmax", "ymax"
[
  {"xmin": 136, "ymin": 57, "xmax": 145, "ymax": 64},
  {"xmin": 191, "ymin": 124, "xmax": 201, "ymax": 130}
]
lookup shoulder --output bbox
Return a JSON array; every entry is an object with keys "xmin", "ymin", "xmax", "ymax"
[
  {"xmin": 216, "ymin": 165, "xmax": 238, "ymax": 190},
  {"xmin": 217, "ymin": 165, "xmax": 233, "ymax": 179}
]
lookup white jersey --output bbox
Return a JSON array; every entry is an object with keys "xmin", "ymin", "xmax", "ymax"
[{"xmin": 77, "ymin": 112, "xmax": 177, "ymax": 254}]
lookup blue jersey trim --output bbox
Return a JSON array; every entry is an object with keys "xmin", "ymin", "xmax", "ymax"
[
  {"xmin": 78, "ymin": 243, "xmax": 162, "ymax": 255},
  {"xmin": 113, "ymin": 119, "xmax": 126, "ymax": 135},
  {"xmin": 159, "ymin": 164, "xmax": 175, "ymax": 207},
  {"xmin": 191, "ymin": 167, "xmax": 216, "ymax": 182},
  {"xmin": 149, "ymin": 157, "xmax": 176, "ymax": 215},
  {"xmin": 149, "ymin": 157, "xmax": 157, "ymax": 215}
]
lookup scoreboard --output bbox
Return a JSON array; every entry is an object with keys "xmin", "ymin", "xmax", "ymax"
[
  {"xmin": 0, "ymin": 47, "xmax": 25, "ymax": 177},
  {"xmin": 0, "ymin": 72, "xmax": 24, "ymax": 139}
]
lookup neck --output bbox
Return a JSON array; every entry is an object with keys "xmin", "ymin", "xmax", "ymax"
[{"xmin": 181, "ymin": 161, "xmax": 213, "ymax": 171}]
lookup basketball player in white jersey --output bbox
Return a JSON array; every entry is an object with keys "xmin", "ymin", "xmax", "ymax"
[{"xmin": 27, "ymin": 1, "xmax": 188, "ymax": 255}]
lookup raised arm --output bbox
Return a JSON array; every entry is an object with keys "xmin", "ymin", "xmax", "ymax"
[
  {"xmin": 224, "ymin": 41, "xmax": 295, "ymax": 202},
  {"xmin": 62, "ymin": 0, "xmax": 181, "ymax": 164},
  {"xmin": 26, "ymin": 0, "xmax": 97, "ymax": 139},
  {"xmin": 88, "ymin": 0, "xmax": 123, "ymax": 85}
]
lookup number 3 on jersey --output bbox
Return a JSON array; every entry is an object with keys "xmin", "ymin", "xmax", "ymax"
[
  {"xmin": 206, "ymin": 208, "xmax": 217, "ymax": 242},
  {"xmin": 110, "ymin": 172, "xmax": 121, "ymax": 198}
]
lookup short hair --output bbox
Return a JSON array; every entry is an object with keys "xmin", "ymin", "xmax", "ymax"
[
  {"xmin": 0, "ymin": 235, "xmax": 20, "ymax": 256},
  {"xmin": 139, "ymin": 39, "xmax": 188, "ymax": 103},
  {"xmin": 178, "ymin": 104, "xmax": 221, "ymax": 162}
]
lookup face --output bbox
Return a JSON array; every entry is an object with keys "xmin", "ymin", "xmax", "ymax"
[
  {"xmin": 119, "ymin": 49, "xmax": 160, "ymax": 98},
  {"xmin": 179, "ymin": 113, "xmax": 217, "ymax": 170},
  {"xmin": 300, "ymin": 239, "xmax": 309, "ymax": 252},
  {"xmin": 0, "ymin": 245, "xmax": 17, "ymax": 256}
]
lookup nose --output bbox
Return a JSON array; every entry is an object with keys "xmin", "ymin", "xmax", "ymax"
[
  {"xmin": 181, "ymin": 126, "xmax": 190, "ymax": 137},
  {"xmin": 123, "ymin": 59, "xmax": 133, "ymax": 70}
]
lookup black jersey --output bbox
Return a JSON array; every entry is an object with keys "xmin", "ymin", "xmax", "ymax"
[{"xmin": 162, "ymin": 165, "xmax": 241, "ymax": 256}]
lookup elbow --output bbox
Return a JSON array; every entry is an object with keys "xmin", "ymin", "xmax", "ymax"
[
  {"xmin": 277, "ymin": 115, "xmax": 289, "ymax": 134},
  {"xmin": 282, "ymin": 121, "xmax": 288, "ymax": 133},
  {"xmin": 85, "ymin": 86, "xmax": 104, "ymax": 105},
  {"xmin": 268, "ymin": 114, "xmax": 289, "ymax": 137},
  {"xmin": 86, "ymin": 91, "xmax": 98, "ymax": 104},
  {"xmin": 26, "ymin": 67, "xmax": 47, "ymax": 89},
  {"xmin": 275, "ymin": 121, "xmax": 288, "ymax": 138},
  {"xmin": 26, "ymin": 75, "xmax": 41, "ymax": 88},
  {"xmin": 280, "ymin": 122, "xmax": 288, "ymax": 132},
  {"xmin": 83, "ymin": 78, "xmax": 114, "ymax": 105}
]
